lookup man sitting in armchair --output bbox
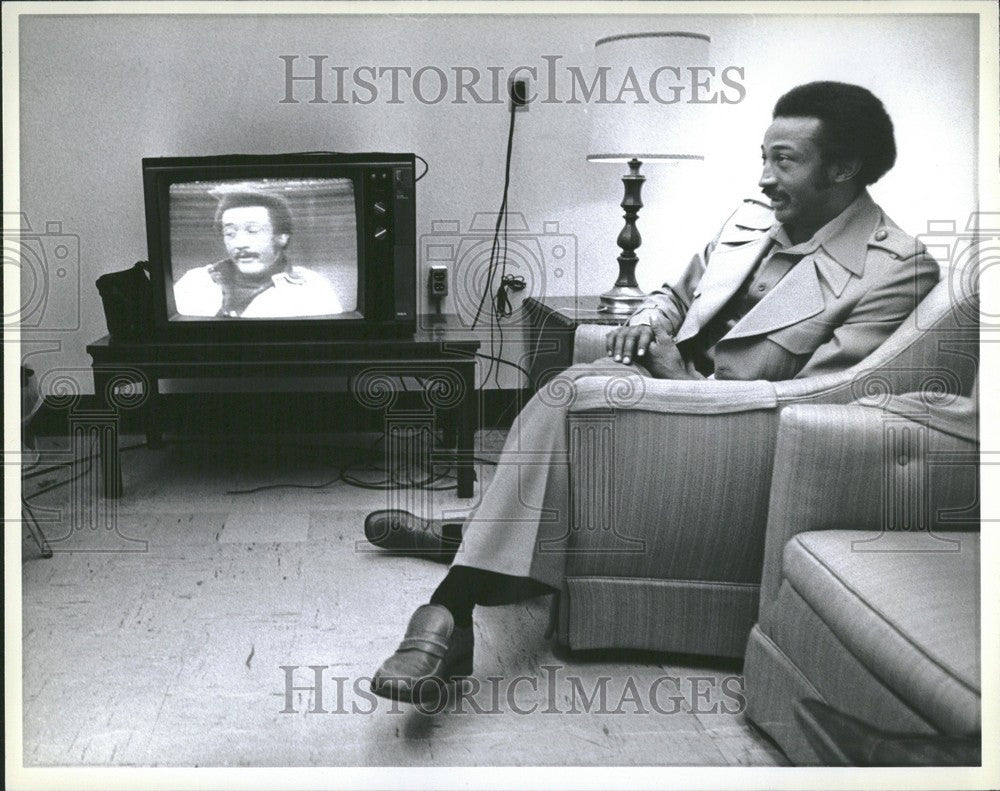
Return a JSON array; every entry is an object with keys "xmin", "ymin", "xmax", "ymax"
[{"xmin": 364, "ymin": 81, "xmax": 941, "ymax": 704}]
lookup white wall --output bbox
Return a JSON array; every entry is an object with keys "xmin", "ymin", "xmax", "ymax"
[{"xmin": 14, "ymin": 11, "xmax": 979, "ymax": 391}]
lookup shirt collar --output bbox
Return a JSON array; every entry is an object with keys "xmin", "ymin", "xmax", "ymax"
[{"xmin": 767, "ymin": 190, "xmax": 881, "ymax": 275}]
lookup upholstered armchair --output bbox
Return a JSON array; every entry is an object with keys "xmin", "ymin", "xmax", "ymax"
[
  {"xmin": 553, "ymin": 272, "xmax": 977, "ymax": 658},
  {"xmin": 742, "ymin": 396, "xmax": 979, "ymax": 764}
]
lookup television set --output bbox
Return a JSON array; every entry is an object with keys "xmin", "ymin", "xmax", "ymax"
[{"xmin": 142, "ymin": 152, "xmax": 416, "ymax": 340}]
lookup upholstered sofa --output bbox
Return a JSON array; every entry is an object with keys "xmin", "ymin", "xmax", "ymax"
[
  {"xmin": 742, "ymin": 397, "xmax": 979, "ymax": 764},
  {"xmin": 552, "ymin": 270, "xmax": 978, "ymax": 658}
]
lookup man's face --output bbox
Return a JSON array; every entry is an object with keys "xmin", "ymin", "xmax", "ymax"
[
  {"xmin": 759, "ymin": 116, "xmax": 840, "ymax": 233},
  {"xmin": 221, "ymin": 205, "xmax": 289, "ymax": 279}
]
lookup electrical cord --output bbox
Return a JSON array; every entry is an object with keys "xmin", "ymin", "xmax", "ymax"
[
  {"xmin": 235, "ymin": 432, "xmax": 384, "ymax": 493},
  {"xmin": 22, "ymin": 440, "xmax": 96, "ymax": 501},
  {"xmin": 471, "ymin": 99, "xmax": 518, "ymax": 391},
  {"xmin": 470, "ymin": 105, "xmax": 517, "ymax": 328},
  {"xmin": 493, "ymin": 164, "xmax": 517, "ymax": 389},
  {"xmin": 23, "ymin": 453, "xmax": 96, "ymax": 481},
  {"xmin": 325, "ymin": 426, "xmax": 462, "ymax": 491},
  {"xmin": 21, "ymin": 439, "xmax": 148, "ymax": 501},
  {"xmin": 471, "ymin": 349, "xmax": 538, "ymax": 440},
  {"xmin": 340, "ymin": 461, "xmax": 456, "ymax": 491},
  {"xmin": 495, "ymin": 274, "xmax": 526, "ymax": 318},
  {"xmin": 473, "ymin": 352, "xmax": 532, "ymax": 384},
  {"xmin": 23, "ymin": 463, "xmax": 94, "ymax": 502},
  {"xmin": 341, "ymin": 475, "xmax": 457, "ymax": 492},
  {"xmin": 226, "ymin": 473, "xmax": 342, "ymax": 495},
  {"xmin": 466, "ymin": 98, "xmax": 528, "ymax": 390},
  {"xmin": 338, "ymin": 420, "xmax": 460, "ymax": 491},
  {"xmin": 415, "ymin": 154, "xmax": 429, "ymax": 182},
  {"xmin": 23, "ymin": 438, "xmax": 148, "ymax": 481}
]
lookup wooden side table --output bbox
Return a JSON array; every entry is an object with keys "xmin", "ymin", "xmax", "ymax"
[{"xmin": 522, "ymin": 295, "xmax": 626, "ymax": 391}]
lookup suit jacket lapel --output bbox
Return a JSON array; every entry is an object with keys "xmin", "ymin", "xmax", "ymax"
[
  {"xmin": 723, "ymin": 254, "xmax": 825, "ymax": 339},
  {"xmin": 723, "ymin": 192, "xmax": 880, "ymax": 340},
  {"xmin": 675, "ymin": 234, "xmax": 771, "ymax": 343}
]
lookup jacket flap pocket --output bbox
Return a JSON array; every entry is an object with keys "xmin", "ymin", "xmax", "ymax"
[{"xmin": 767, "ymin": 318, "xmax": 837, "ymax": 355}]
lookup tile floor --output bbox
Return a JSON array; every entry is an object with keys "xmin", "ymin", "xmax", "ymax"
[{"xmin": 19, "ymin": 432, "xmax": 786, "ymax": 767}]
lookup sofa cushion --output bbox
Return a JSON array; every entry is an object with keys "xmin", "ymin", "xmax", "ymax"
[{"xmin": 782, "ymin": 530, "xmax": 980, "ymax": 734}]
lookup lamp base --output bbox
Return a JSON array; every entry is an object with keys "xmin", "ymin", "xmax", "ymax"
[
  {"xmin": 598, "ymin": 158, "xmax": 648, "ymax": 315},
  {"xmin": 597, "ymin": 286, "xmax": 646, "ymax": 315}
]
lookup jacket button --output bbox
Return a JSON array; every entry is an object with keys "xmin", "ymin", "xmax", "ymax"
[{"xmin": 874, "ymin": 229, "xmax": 888, "ymax": 241}]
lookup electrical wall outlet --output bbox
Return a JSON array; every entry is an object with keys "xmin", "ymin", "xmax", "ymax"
[{"xmin": 428, "ymin": 264, "xmax": 449, "ymax": 297}]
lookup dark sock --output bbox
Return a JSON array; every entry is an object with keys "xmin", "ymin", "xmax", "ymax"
[
  {"xmin": 430, "ymin": 566, "xmax": 476, "ymax": 627},
  {"xmin": 429, "ymin": 566, "xmax": 557, "ymax": 628},
  {"xmin": 441, "ymin": 522, "xmax": 463, "ymax": 545}
]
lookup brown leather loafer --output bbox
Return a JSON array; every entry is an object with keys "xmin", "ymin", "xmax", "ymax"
[
  {"xmin": 364, "ymin": 509, "xmax": 461, "ymax": 563},
  {"xmin": 371, "ymin": 604, "xmax": 474, "ymax": 704}
]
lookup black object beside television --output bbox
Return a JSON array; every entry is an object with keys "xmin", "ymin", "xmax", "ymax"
[{"xmin": 142, "ymin": 152, "xmax": 416, "ymax": 340}]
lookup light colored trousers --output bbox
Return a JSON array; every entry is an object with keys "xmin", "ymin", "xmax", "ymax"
[{"xmin": 452, "ymin": 360, "xmax": 647, "ymax": 591}]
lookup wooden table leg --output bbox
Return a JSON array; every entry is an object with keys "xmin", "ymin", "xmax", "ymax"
[
  {"xmin": 145, "ymin": 374, "xmax": 164, "ymax": 449},
  {"xmin": 456, "ymin": 361, "xmax": 477, "ymax": 499},
  {"xmin": 92, "ymin": 368, "xmax": 123, "ymax": 499}
]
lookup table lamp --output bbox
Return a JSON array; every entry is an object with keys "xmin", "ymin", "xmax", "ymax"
[{"xmin": 587, "ymin": 32, "xmax": 710, "ymax": 314}]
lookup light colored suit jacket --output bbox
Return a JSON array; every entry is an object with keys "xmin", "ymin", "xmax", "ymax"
[{"xmin": 637, "ymin": 191, "xmax": 940, "ymax": 381}]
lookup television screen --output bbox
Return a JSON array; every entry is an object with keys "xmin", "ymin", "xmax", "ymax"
[{"xmin": 167, "ymin": 177, "xmax": 360, "ymax": 320}]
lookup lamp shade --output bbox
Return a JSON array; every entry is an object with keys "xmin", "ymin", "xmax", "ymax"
[{"xmin": 587, "ymin": 32, "xmax": 711, "ymax": 163}]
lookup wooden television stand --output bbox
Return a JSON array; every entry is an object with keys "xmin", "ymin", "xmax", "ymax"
[{"xmin": 86, "ymin": 318, "xmax": 481, "ymax": 499}]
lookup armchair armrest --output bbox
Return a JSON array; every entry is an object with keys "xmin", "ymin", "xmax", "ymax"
[
  {"xmin": 574, "ymin": 279, "xmax": 977, "ymax": 402},
  {"xmin": 567, "ymin": 374, "xmax": 778, "ymax": 415},
  {"xmin": 757, "ymin": 403, "xmax": 979, "ymax": 626},
  {"xmin": 573, "ymin": 324, "xmax": 613, "ymax": 365}
]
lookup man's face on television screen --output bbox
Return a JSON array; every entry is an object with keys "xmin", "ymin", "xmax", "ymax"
[{"xmin": 221, "ymin": 205, "xmax": 289, "ymax": 279}]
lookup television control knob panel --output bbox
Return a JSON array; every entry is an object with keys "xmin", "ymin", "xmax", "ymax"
[
  {"xmin": 367, "ymin": 162, "xmax": 415, "ymax": 325},
  {"xmin": 369, "ymin": 174, "xmax": 394, "ymax": 243}
]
